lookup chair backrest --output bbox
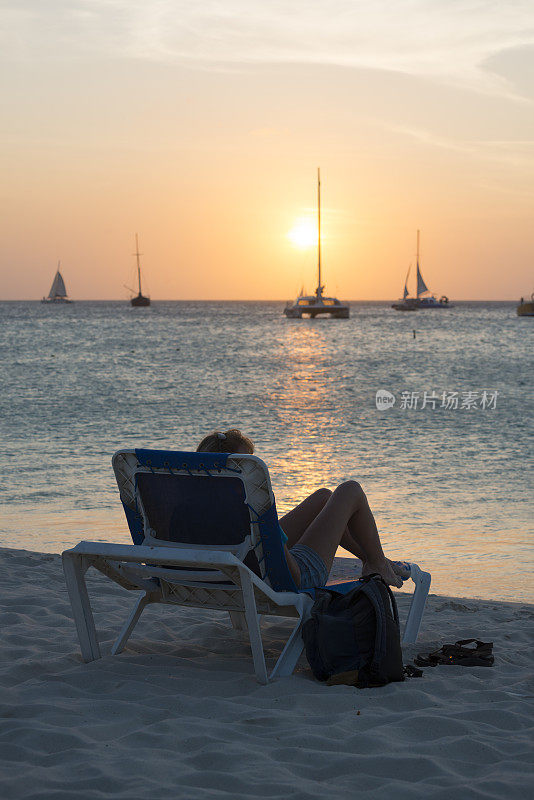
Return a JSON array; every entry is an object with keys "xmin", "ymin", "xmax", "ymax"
[{"xmin": 112, "ymin": 448, "xmax": 297, "ymax": 592}]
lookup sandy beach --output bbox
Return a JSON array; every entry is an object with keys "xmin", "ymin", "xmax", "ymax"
[{"xmin": 0, "ymin": 546, "xmax": 532, "ymax": 799}]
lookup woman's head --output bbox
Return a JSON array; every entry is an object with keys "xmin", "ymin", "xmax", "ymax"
[{"xmin": 196, "ymin": 428, "xmax": 254, "ymax": 455}]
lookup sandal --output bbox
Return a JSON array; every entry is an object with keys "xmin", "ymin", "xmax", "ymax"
[{"xmin": 415, "ymin": 639, "xmax": 494, "ymax": 667}]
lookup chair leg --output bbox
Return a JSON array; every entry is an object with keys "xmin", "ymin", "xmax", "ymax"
[
  {"xmin": 240, "ymin": 572, "xmax": 268, "ymax": 684},
  {"xmin": 403, "ymin": 564, "xmax": 431, "ymax": 644},
  {"xmin": 62, "ymin": 553, "xmax": 101, "ymax": 662},
  {"xmin": 270, "ymin": 616, "xmax": 306, "ymax": 680},
  {"xmin": 228, "ymin": 611, "xmax": 247, "ymax": 631},
  {"xmin": 111, "ymin": 593, "xmax": 151, "ymax": 655}
]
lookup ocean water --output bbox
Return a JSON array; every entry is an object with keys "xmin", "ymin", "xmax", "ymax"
[{"xmin": 0, "ymin": 300, "xmax": 532, "ymax": 602}]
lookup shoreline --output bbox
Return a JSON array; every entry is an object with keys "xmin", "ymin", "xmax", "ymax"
[
  {"xmin": 1, "ymin": 545, "xmax": 533, "ymax": 799},
  {"xmin": 2, "ymin": 536, "xmax": 529, "ymax": 604},
  {"xmin": 3, "ymin": 544, "xmax": 532, "ymax": 610}
]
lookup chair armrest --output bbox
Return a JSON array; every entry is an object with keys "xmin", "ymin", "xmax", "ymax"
[
  {"xmin": 62, "ymin": 541, "xmax": 242, "ymax": 570},
  {"xmin": 62, "ymin": 541, "xmax": 312, "ymax": 615}
]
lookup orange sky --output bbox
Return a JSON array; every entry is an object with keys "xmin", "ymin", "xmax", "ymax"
[{"xmin": 1, "ymin": 3, "xmax": 533, "ymax": 300}]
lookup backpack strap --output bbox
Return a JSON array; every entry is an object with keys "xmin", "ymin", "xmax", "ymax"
[
  {"xmin": 381, "ymin": 580, "xmax": 401, "ymax": 627},
  {"xmin": 358, "ymin": 578, "xmax": 388, "ymax": 672}
]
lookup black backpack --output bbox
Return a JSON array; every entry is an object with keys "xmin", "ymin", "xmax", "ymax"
[{"xmin": 302, "ymin": 574, "xmax": 405, "ymax": 687}]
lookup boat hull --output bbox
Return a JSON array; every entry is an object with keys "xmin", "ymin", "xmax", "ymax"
[
  {"xmin": 393, "ymin": 296, "xmax": 452, "ymax": 310},
  {"xmin": 517, "ymin": 302, "xmax": 534, "ymax": 316},
  {"xmin": 416, "ymin": 301, "xmax": 452, "ymax": 309},
  {"xmin": 284, "ymin": 304, "xmax": 349, "ymax": 319},
  {"xmin": 41, "ymin": 297, "xmax": 72, "ymax": 304},
  {"xmin": 131, "ymin": 294, "xmax": 150, "ymax": 307}
]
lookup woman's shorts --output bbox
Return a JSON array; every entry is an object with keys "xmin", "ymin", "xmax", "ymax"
[{"xmin": 289, "ymin": 543, "xmax": 328, "ymax": 590}]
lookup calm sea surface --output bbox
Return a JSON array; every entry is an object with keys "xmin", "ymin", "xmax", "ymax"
[{"xmin": 0, "ymin": 300, "xmax": 532, "ymax": 602}]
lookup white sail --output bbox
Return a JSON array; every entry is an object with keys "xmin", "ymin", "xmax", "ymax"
[
  {"xmin": 49, "ymin": 270, "xmax": 67, "ymax": 299},
  {"xmin": 416, "ymin": 263, "xmax": 429, "ymax": 297}
]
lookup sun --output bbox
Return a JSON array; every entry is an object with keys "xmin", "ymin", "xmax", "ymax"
[{"xmin": 287, "ymin": 216, "xmax": 317, "ymax": 248}]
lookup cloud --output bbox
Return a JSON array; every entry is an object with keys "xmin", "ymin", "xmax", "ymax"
[
  {"xmin": 1, "ymin": 1, "xmax": 534, "ymax": 96},
  {"xmin": 482, "ymin": 43, "xmax": 534, "ymax": 99},
  {"xmin": 388, "ymin": 123, "xmax": 534, "ymax": 168}
]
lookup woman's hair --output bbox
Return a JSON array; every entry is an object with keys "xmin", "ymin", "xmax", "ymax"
[{"xmin": 196, "ymin": 428, "xmax": 254, "ymax": 454}]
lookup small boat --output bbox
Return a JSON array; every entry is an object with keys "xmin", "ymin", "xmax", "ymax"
[
  {"xmin": 129, "ymin": 234, "xmax": 150, "ymax": 307},
  {"xmin": 392, "ymin": 231, "xmax": 451, "ymax": 310},
  {"xmin": 517, "ymin": 293, "xmax": 534, "ymax": 317},
  {"xmin": 41, "ymin": 262, "xmax": 72, "ymax": 303},
  {"xmin": 284, "ymin": 169, "xmax": 349, "ymax": 319}
]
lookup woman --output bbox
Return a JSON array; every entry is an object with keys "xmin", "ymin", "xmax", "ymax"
[{"xmin": 197, "ymin": 428, "xmax": 409, "ymax": 591}]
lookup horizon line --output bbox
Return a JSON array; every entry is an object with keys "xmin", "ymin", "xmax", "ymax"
[{"xmin": 1, "ymin": 298, "xmax": 523, "ymax": 304}]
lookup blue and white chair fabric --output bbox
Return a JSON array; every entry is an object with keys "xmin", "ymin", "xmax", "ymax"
[{"xmin": 62, "ymin": 449, "xmax": 431, "ymax": 683}]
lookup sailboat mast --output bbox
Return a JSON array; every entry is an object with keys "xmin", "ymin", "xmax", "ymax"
[
  {"xmin": 135, "ymin": 233, "xmax": 142, "ymax": 295},
  {"xmin": 416, "ymin": 229, "xmax": 420, "ymax": 298},
  {"xmin": 317, "ymin": 167, "xmax": 321, "ymax": 293}
]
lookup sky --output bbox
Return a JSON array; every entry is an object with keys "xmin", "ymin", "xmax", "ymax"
[{"xmin": 1, "ymin": 1, "xmax": 533, "ymax": 300}]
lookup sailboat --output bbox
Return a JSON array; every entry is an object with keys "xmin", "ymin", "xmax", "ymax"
[
  {"xmin": 41, "ymin": 262, "xmax": 72, "ymax": 303},
  {"xmin": 284, "ymin": 169, "xmax": 349, "ymax": 319},
  {"xmin": 129, "ymin": 234, "xmax": 150, "ymax": 307},
  {"xmin": 392, "ymin": 231, "xmax": 451, "ymax": 310}
]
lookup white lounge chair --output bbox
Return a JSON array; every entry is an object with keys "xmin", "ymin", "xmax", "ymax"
[{"xmin": 62, "ymin": 449, "xmax": 431, "ymax": 683}]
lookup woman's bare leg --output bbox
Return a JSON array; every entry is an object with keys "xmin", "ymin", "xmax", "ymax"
[
  {"xmin": 297, "ymin": 481, "xmax": 403, "ymax": 587},
  {"xmin": 340, "ymin": 530, "xmax": 367, "ymax": 561},
  {"xmin": 279, "ymin": 489, "xmax": 366, "ymax": 586},
  {"xmin": 279, "ymin": 489, "xmax": 332, "ymax": 547},
  {"xmin": 280, "ymin": 489, "xmax": 367, "ymax": 559},
  {"xmin": 279, "ymin": 484, "xmax": 407, "ymax": 587}
]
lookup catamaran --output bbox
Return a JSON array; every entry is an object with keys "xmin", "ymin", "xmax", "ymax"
[
  {"xmin": 284, "ymin": 169, "xmax": 349, "ymax": 319},
  {"xmin": 392, "ymin": 230, "xmax": 451, "ymax": 310},
  {"xmin": 129, "ymin": 234, "xmax": 150, "ymax": 307},
  {"xmin": 41, "ymin": 262, "xmax": 72, "ymax": 303}
]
